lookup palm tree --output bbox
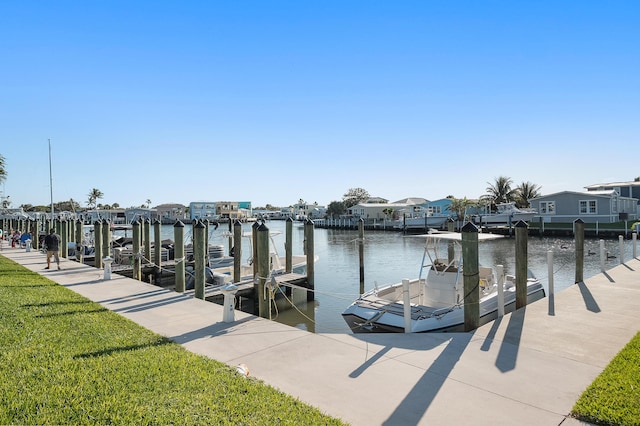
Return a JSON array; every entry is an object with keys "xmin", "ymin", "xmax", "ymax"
[
  {"xmin": 514, "ymin": 181, "xmax": 541, "ymax": 208},
  {"xmin": 87, "ymin": 188, "xmax": 104, "ymax": 209},
  {"xmin": 448, "ymin": 197, "xmax": 472, "ymax": 222},
  {"xmin": 486, "ymin": 176, "xmax": 516, "ymax": 211},
  {"xmin": 0, "ymin": 153, "xmax": 6, "ymax": 185},
  {"xmin": 145, "ymin": 199, "xmax": 152, "ymax": 209}
]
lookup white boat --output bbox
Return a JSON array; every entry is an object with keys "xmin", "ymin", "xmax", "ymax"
[
  {"xmin": 342, "ymin": 232, "xmax": 546, "ymax": 333},
  {"xmin": 473, "ymin": 202, "xmax": 537, "ymax": 226}
]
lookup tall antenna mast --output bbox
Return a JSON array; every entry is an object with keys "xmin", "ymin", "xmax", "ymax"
[{"xmin": 49, "ymin": 138, "xmax": 54, "ymax": 222}]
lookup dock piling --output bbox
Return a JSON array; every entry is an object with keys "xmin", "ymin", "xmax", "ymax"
[
  {"xmin": 61, "ymin": 220, "xmax": 68, "ymax": 258},
  {"xmin": 194, "ymin": 220, "xmax": 206, "ymax": 300},
  {"xmin": 174, "ymin": 220, "xmax": 185, "ymax": 292},
  {"xmin": 285, "ymin": 217, "xmax": 293, "ymax": 273},
  {"xmin": 402, "ymin": 279, "xmax": 411, "ymax": 333},
  {"xmin": 102, "ymin": 219, "xmax": 111, "ymax": 261},
  {"xmin": 233, "ymin": 220, "xmax": 242, "ymax": 283},
  {"xmin": 255, "ymin": 223, "xmax": 270, "ymax": 318},
  {"xmin": 515, "ymin": 220, "xmax": 529, "ymax": 309},
  {"xmin": 359, "ymin": 218, "xmax": 365, "ymax": 295},
  {"xmin": 461, "ymin": 221, "xmax": 480, "ymax": 331},
  {"xmin": 132, "ymin": 220, "xmax": 141, "ymax": 280},
  {"xmin": 574, "ymin": 219, "xmax": 585, "ymax": 283},
  {"xmin": 619, "ymin": 235, "xmax": 625, "ymax": 264},
  {"xmin": 496, "ymin": 264, "xmax": 505, "ymax": 317},
  {"xmin": 94, "ymin": 220, "xmax": 103, "ymax": 269},
  {"xmin": 304, "ymin": 219, "xmax": 315, "ymax": 302}
]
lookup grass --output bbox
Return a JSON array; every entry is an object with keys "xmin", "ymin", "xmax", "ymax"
[
  {"xmin": 0, "ymin": 255, "xmax": 345, "ymax": 425},
  {"xmin": 572, "ymin": 332, "xmax": 640, "ymax": 426}
]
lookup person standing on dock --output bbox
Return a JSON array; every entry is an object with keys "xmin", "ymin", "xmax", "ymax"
[{"xmin": 44, "ymin": 228, "xmax": 61, "ymax": 270}]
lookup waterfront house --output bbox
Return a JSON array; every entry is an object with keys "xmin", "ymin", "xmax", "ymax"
[
  {"xmin": 529, "ymin": 190, "xmax": 638, "ymax": 224},
  {"xmin": 125, "ymin": 207, "xmax": 154, "ymax": 223},
  {"xmin": 216, "ymin": 201, "xmax": 252, "ymax": 221},
  {"xmin": 292, "ymin": 201, "xmax": 325, "ymax": 220},
  {"xmin": 81, "ymin": 209, "xmax": 125, "ymax": 224},
  {"xmin": 189, "ymin": 202, "xmax": 218, "ymax": 221},
  {"xmin": 155, "ymin": 203, "xmax": 187, "ymax": 224},
  {"xmin": 348, "ymin": 201, "xmax": 413, "ymax": 220},
  {"xmin": 584, "ymin": 180, "xmax": 640, "ymax": 216}
]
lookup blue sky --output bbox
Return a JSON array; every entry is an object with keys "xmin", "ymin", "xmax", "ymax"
[{"xmin": 1, "ymin": 1, "xmax": 638, "ymax": 209}]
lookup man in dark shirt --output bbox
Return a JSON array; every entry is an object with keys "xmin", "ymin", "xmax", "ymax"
[{"xmin": 44, "ymin": 228, "xmax": 61, "ymax": 270}]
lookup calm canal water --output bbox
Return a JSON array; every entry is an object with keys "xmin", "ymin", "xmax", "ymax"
[{"xmin": 150, "ymin": 221, "xmax": 637, "ymax": 334}]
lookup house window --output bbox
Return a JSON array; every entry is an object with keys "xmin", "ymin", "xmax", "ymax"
[
  {"xmin": 579, "ymin": 200, "xmax": 597, "ymax": 214},
  {"xmin": 429, "ymin": 206, "xmax": 442, "ymax": 214},
  {"xmin": 540, "ymin": 201, "xmax": 555, "ymax": 214}
]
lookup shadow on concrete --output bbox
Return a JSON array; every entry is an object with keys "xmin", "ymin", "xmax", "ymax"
[
  {"xmin": 349, "ymin": 345, "xmax": 393, "ymax": 379},
  {"xmin": 111, "ymin": 292, "xmax": 194, "ymax": 313},
  {"xmin": 480, "ymin": 316, "xmax": 502, "ymax": 352},
  {"xmin": 495, "ymin": 307, "xmax": 526, "ymax": 373},
  {"xmin": 577, "ymin": 281, "xmax": 601, "ymax": 313},
  {"xmin": 169, "ymin": 316, "xmax": 294, "ymax": 345},
  {"xmin": 99, "ymin": 288, "xmax": 173, "ymax": 304},
  {"xmin": 381, "ymin": 333, "xmax": 473, "ymax": 425}
]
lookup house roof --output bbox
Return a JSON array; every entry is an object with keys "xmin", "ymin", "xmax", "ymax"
[
  {"xmin": 392, "ymin": 197, "xmax": 428, "ymax": 205},
  {"xmin": 585, "ymin": 180, "xmax": 640, "ymax": 189},
  {"xmin": 530, "ymin": 189, "xmax": 634, "ymax": 201}
]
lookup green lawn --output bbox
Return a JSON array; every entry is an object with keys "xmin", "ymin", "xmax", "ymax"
[
  {"xmin": 0, "ymin": 255, "xmax": 345, "ymax": 425},
  {"xmin": 572, "ymin": 332, "xmax": 640, "ymax": 426}
]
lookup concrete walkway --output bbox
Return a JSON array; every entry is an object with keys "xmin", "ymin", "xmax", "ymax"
[{"xmin": 3, "ymin": 243, "xmax": 639, "ymax": 425}]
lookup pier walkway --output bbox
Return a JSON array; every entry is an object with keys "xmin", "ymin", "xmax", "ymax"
[{"xmin": 3, "ymin": 243, "xmax": 639, "ymax": 425}]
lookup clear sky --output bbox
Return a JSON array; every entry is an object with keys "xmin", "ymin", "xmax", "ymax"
[{"xmin": 1, "ymin": 1, "xmax": 638, "ymax": 210}]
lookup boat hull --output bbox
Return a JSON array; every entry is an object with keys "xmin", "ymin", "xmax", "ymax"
[{"xmin": 343, "ymin": 283, "xmax": 546, "ymax": 333}]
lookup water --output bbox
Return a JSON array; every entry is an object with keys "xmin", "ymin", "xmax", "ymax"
[{"xmin": 132, "ymin": 222, "xmax": 638, "ymax": 334}]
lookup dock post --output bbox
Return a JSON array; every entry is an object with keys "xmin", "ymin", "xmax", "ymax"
[
  {"xmin": 174, "ymin": 220, "xmax": 185, "ymax": 292},
  {"xmin": 144, "ymin": 218, "xmax": 152, "ymax": 266},
  {"xmin": 495, "ymin": 264, "xmax": 505, "ymax": 317},
  {"xmin": 359, "ymin": 218, "xmax": 365, "ymax": 295},
  {"xmin": 447, "ymin": 218, "xmax": 455, "ymax": 263},
  {"xmin": 255, "ymin": 222, "xmax": 270, "ymax": 318},
  {"xmin": 402, "ymin": 279, "xmax": 411, "ymax": 333},
  {"xmin": 194, "ymin": 220, "xmax": 206, "ymax": 300},
  {"xmin": 228, "ymin": 218, "xmax": 233, "ymax": 256},
  {"xmin": 285, "ymin": 217, "xmax": 293, "ymax": 273},
  {"xmin": 132, "ymin": 220, "xmax": 141, "ymax": 280},
  {"xmin": 547, "ymin": 250, "xmax": 554, "ymax": 297},
  {"xmin": 252, "ymin": 221, "xmax": 260, "ymax": 280},
  {"xmin": 75, "ymin": 219, "xmax": 83, "ymax": 263},
  {"xmin": 94, "ymin": 220, "xmax": 103, "ymax": 269},
  {"xmin": 461, "ymin": 221, "xmax": 480, "ymax": 331},
  {"xmin": 69, "ymin": 219, "xmax": 76, "ymax": 252},
  {"xmin": 33, "ymin": 217, "xmax": 40, "ymax": 251},
  {"xmin": 102, "ymin": 219, "xmax": 111, "ymax": 261},
  {"xmin": 204, "ymin": 219, "xmax": 209, "ymax": 259},
  {"xmin": 304, "ymin": 219, "xmax": 315, "ymax": 301},
  {"xmin": 574, "ymin": 219, "xmax": 585, "ymax": 283},
  {"xmin": 233, "ymin": 220, "xmax": 242, "ymax": 283},
  {"xmin": 61, "ymin": 220, "xmax": 68, "ymax": 258},
  {"xmin": 599, "ymin": 239, "xmax": 606, "ymax": 272},
  {"xmin": 619, "ymin": 235, "xmax": 625, "ymax": 265},
  {"xmin": 154, "ymin": 219, "xmax": 162, "ymax": 284},
  {"xmin": 515, "ymin": 220, "xmax": 529, "ymax": 308},
  {"xmin": 633, "ymin": 232, "xmax": 637, "ymax": 259}
]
